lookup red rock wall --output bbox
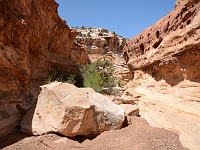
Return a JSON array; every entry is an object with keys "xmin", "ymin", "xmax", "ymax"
[
  {"xmin": 70, "ymin": 43, "xmax": 90, "ymax": 65},
  {"xmin": 123, "ymin": 1, "xmax": 200, "ymax": 149},
  {"xmin": 0, "ymin": 0, "xmax": 89, "ymax": 137},
  {"xmin": 123, "ymin": 0, "xmax": 200, "ymax": 85}
]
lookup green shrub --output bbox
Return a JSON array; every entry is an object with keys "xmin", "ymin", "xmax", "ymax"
[
  {"xmin": 80, "ymin": 57, "xmax": 116, "ymax": 93},
  {"xmin": 83, "ymin": 71, "xmax": 103, "ymax": 93},
  {"xmin": 44, "ymin": 56, "xmax": 118, "ymax": 94},
  {"xmin": 117, "ymin": 79, "xmax": 122, "ymax": 87}
]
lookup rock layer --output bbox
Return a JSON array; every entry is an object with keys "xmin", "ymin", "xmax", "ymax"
[
  {"xmin": 124, "ymin": 0, "xmax": 200, "ymax": 74},
  {"xmin": 21, "ymin": 82, "xmax": 125, "ymax": 137},
  {"xmin": 73, "ymin": 27, "xmax": 126, "ymax": 55},
  {"xmin": 0, "ymin": 0, "xmax": 89, "ymax": 138},
  {"xmin": 123, "ymin": 0, "xmax": 200, "ymax": 149}
]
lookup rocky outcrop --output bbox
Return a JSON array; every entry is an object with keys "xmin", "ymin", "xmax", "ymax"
[
  {"xmin": 102, "ymin": 52, "xmax": 133, "ymax": 87},
  {"xmin": 72, "ymin": 27, "xmax": 131, "ymax": 86},
  {"xmin": 21, "ymin": 82, "xmax": 125, "ymax": 137},
  {"xmin": 123, "ymin": 0, "xmax": 200, "ymax": 149},
  {"xmin": 0, "ymin": 0, "xmax": 89, "ymax": 138},
  {"xmin": 72, "ymin": 27, "xmax": 126, "ymax": 55}
]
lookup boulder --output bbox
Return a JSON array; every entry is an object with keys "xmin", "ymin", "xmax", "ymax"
[{"xmin": 21, "ymin": 82, "xmax": 125, "ymax": 137}]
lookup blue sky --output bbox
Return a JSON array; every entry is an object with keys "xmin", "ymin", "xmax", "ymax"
[{"xmin": 55, "ymin": 0, "xmax": 175, "ymax": 38}]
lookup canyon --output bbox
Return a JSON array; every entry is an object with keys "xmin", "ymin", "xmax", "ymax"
[{"xmin": 0, "ymin": 0, "xmax": 200, "ymax": 149}]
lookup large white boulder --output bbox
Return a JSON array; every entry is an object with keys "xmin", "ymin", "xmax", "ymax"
[{"xmin": 21, "ymin": 82, "xmax": 125, "ymax": 137}]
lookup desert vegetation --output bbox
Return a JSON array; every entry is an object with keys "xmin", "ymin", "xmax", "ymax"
[{"xmin": 45, "ymin": 55, "xmax": 120, "ymax": 94}]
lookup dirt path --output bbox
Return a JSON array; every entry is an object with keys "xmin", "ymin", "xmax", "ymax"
[{"xmin": 0, "ymin": 117, "xmax": 188, "ymax": 150}]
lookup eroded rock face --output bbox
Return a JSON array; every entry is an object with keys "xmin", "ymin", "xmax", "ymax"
[
  {"xmin": 124, "ymin": 0, "xmax": 200, "ymax": 76},
  {"xmin": 72, "ymin": 27, "xmax": 126, "ymax": 55},
  {"xmin": 70, "ymin": 43, "xmax": 90, "ymax": 65},
  {"xmin": 123, "ymin": 0, "xmax": 200, "ymax": 149},
  {"xmin": 21, "ymin": 82, "xmax": 125, "ymax": 137},
  {"xmin": 0, "ymin": 0, "xmax": 89, "ymax": 138}
]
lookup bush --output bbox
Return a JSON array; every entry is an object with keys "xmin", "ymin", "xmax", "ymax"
[
  {"xmin": 45, "ymin": 71, "xmax": 76, "ymax": 85},
  {"xmin": 83, "ymin": 71, "xmax": 103, "ymax": 93},
  {"xmin": 80, "ymin": 57, "xmax": 116, "ymax": 93},
  {"xmin": 44, "ymin": 56, "xmax": 118, "ymax": 94}
]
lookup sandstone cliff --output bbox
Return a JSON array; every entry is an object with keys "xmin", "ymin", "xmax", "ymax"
[
  {"xmin": 72, "ymin": 27, "xmax": 126, "ymax": 55},
  {"xmin": 0, "ymin": 0, "xmax": 89, "ymax": 138},
  {"xmin": 123, "ymin": 0, "xmax": 200, "ymax": 149}
]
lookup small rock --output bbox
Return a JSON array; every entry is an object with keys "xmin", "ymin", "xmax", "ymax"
[{"xmin": 119, "ymin": 104, "xmax": 139, "ymax": 117}]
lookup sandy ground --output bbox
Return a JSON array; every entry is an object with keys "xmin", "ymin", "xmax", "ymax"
[{"xmin": 0, "ymin": 117, "xmax": 188, "ymax": 150}]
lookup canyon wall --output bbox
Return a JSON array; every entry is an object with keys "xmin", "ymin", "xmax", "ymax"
[
  {"xmin": 0, "ymin": 0, "xmax": 89, "ymax": 138},
  {"xmin": 123, "ymin": 0, "xmax": 200, "ymax": 149}
]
